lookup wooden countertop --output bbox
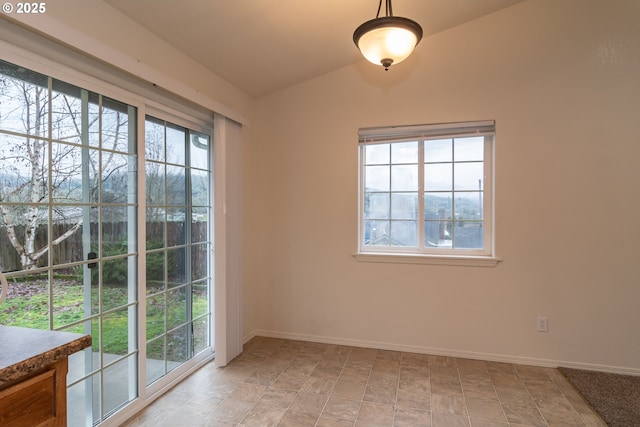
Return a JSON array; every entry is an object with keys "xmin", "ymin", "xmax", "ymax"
[{"xmin": 0, "ymin": 325, "xmax": 92, "ymax": 388}]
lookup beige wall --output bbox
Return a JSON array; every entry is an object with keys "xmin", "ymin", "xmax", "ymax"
[{"xmin": 245, "ymin": 0, "xmax": 640, "ymax": 372}]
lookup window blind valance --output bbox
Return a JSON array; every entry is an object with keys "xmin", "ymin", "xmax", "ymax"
[{"xmin": 359, "ymin": 120, "xmax": 495, "ymax": 144}]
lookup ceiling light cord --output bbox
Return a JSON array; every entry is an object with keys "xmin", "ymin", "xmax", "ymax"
[{"xmin": 375, "ymin": 0, "xmax": 394, "ymax": 19}]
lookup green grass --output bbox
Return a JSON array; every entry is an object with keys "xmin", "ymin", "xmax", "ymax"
[
  {"xmin": 0, "ymin": 278, "xmax": 209, "ymax": 356},
  {"xmin": 0, "ymin": 290, "xmax": 51, "ymax": 330}
]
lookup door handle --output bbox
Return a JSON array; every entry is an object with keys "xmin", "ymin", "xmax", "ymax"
[{"xmin": 88, "ymin": 252, "xmax": 97, "ymax": 269}]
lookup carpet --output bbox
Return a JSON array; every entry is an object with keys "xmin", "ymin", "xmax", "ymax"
[{"xmin": 559, "ymin": 367, "xmax": 640, "ymax": 427}]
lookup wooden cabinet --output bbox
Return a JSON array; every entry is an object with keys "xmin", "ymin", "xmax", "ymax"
[
  {"xmin": 0, "ymin": 326, "xmax": 91, "ymax": 427},
  {"xmin": 0, "ymin": 358, "xmax": 68, "ymax": 427}
]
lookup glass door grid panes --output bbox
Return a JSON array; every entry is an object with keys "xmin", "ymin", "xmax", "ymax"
[
  {"xmin": 144, "ymin": 116, "xmax": 212, "ymax": 387},
  {"xmin": 0, "ymin": 59, "xmax": 213, "ymax": 426},
  {"xmin": 0, "ymin": 59, "xmax": 138, "ymax": 426}
]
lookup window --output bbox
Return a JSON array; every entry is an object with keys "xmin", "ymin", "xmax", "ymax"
[{"xmin": 358, "ymin": 121, "xmax": 496, "ymax": 264}]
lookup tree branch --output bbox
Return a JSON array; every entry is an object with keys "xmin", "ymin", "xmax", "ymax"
[{"xmin": 30, "ymin": 217, "xmax": 83, "ymax": 261}]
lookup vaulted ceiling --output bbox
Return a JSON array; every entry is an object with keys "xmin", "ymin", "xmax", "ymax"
[{"xmin": 103, "ymin": 0, "xmax": 525, "ymax": 97}]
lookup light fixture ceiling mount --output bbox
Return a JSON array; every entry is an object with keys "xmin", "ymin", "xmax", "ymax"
[{"xmin": 353, "ymin": 0, "xmax": 423, "ymax": 70}]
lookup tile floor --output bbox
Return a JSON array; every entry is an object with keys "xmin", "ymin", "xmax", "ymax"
[{"xmin": 121, "ymin": 337, "xmax": 606, "ymax": 427}]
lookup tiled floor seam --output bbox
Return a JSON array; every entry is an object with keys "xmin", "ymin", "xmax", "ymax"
[
  {"xmin": 453, "ymin": 358, "xmax": 473, "ymax": 427},
  {"xmin": 385, "ymin": 351, "xmax": 402, "ymax": 427}
]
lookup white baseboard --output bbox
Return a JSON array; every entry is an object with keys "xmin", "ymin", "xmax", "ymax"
[{"xmin": 244, "ymin": 329, "xmax": 640, "ymax": 376}]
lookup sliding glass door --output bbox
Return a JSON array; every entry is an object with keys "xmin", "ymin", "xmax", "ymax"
[
  {"xmin": 0, "ymin": 60, "xmax": 138, "ymax": 425},
  {"xmin": 144, "ymin": 116, "xmax": 212, "ymax": 387},
  {"xmin": 0, "ymin": 59, "xmax": 213, "ymax": 426}
]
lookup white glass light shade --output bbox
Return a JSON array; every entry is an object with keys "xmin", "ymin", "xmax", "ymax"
[
  {"xmin": 353, "ymin": 16, "xmax": 423, "ymax": 70},
  {"xmin": 357, "ymin": 26, "xmax": 417, "ymax": 67}
]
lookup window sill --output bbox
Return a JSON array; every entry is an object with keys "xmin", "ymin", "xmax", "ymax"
[{"xmin": 353, "ymin": 253, "xmax": 502, "ymax": 267}]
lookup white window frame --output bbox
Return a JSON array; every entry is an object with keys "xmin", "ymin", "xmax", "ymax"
[{"xmin": 356, "ymin": 121, "xmax": 500, "ymax": 267}]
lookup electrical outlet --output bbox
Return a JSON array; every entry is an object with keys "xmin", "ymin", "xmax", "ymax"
[{"xmin": 537, "ymin": 316, "xmax": 548, "ymax": 332}]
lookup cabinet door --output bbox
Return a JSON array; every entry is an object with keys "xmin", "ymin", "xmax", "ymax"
[{"xmin": 0, "ymin": 359, "xmax": 67, "ymax": 427}]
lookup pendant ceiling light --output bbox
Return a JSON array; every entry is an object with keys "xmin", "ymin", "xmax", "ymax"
[{"xmin": 353, "ymin": 0, "xmax": 423, "ymax": 71}]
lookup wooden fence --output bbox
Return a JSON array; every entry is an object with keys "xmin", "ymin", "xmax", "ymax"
[{"xmin": 0, "ymin": 222, "xmax": 208, "ymax": 273}]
